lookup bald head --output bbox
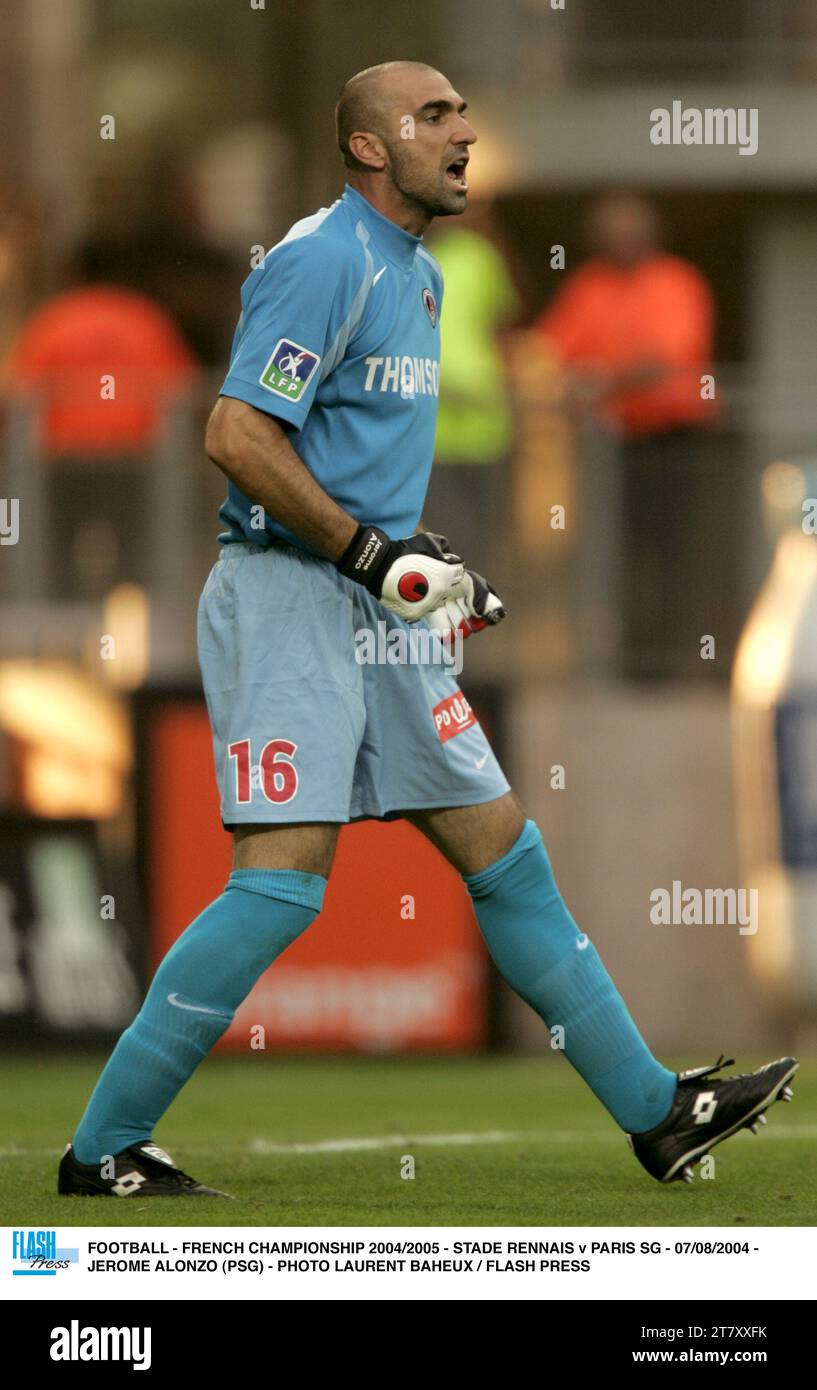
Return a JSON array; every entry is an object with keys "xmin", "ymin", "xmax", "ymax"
[
  {"xmin": 333, "ymin": 63, "xmax": 475, "ymax": 231},
  {"xmin": 335, "ymin": 61, "xmax": 442, "ymax": 170}
]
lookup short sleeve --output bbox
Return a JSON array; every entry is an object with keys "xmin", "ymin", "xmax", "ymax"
[{"xmin": 219, "ymin": 234, "xmax": 361, "ymax": 430}]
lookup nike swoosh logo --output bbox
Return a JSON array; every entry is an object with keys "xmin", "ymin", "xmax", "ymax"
[
  {"xmin": 576, "ymin": 934, "xmax": 590, "ymax": 951},
  {"xmin": 167, "ymin": 993, "xmax": 231, "ymax": 1018},
  {"xmin": 474, "ymin": 752, "xmax": 489, "ymax": 769},
  {"xmin": 373, "ymin": 266, "xmax": 387, "ymax": 285}
]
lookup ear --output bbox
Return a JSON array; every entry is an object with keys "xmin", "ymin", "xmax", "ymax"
[{"xmin": 347, "ymin": 130, "xmax": 387, "ymax": 172}]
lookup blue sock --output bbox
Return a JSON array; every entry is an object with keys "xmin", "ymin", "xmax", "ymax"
[
  {"xmin": 72, "ymin": 869, "xmax": 326, "ymax": 1164},
  {"xmin": 464, "ymin": 821, "xmax": 676, "ymax": 1133}
]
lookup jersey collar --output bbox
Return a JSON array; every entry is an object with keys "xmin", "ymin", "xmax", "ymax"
[{"xmin": 341, "ymin": 184, "xmax": 423, "ymax": 270}]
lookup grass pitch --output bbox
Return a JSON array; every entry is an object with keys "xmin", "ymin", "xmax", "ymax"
[{"xmin": 1, "ymin": 1053, "xmax": 814, "ymax": 1227}]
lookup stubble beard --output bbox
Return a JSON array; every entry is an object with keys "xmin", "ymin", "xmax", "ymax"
[{"xmin": 385, "ymin": 141, "xmax": 467, "ymax": 223}]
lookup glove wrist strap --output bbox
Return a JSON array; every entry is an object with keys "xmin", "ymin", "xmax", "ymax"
[{"xmin": 336, "ymin": 524, "xmax": 390, "ymax": 590}]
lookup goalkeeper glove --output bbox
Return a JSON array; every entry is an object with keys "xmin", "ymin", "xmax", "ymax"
[
  {"xmin": 337, "ymin": 524, "xmax": 466, "ymax": 622},
  {"xmin": 426, "ymin": 569, "xmax": 506, "ymax": 641}
]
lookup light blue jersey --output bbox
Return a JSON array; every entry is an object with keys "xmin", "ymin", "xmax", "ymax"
[
  {"xmin": 218, "ymin": 183, "xmax": 444, "ymax": 549},
  {"xmin": 201, "ymin": 185, "xmax": 508, "ymax": 827}
]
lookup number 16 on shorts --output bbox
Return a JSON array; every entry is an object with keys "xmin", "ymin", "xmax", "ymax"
[{"xmin": 228, "ymin": 738, "xmax": 299, "ymax": 805}]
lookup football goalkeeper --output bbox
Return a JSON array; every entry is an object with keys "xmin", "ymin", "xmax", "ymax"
[{"xmin": 60, "ymin": 61, "xmax": 796, "ymax": 1198}]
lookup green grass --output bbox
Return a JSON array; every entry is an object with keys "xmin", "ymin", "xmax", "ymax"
[{"xmin": 1, "ymin": 1054, "xmax": 815, "ymax": 1226}]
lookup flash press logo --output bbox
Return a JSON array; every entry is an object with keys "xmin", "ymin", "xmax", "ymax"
[
  {"xmin": 50, "ymin": 1321, "xmax": 151, "ymax": 1372},
  {"xmin": 12, "ymin": 1229, "xmax": 78, "ymax": 1276}
]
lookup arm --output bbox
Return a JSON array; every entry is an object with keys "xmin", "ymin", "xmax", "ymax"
[
  {"xmin": 205, "ymin": 395, "xmax": 356, "ymax": 561},
  {"xmin": 205, "ymin": 394, "xmax": 467, "ymax": 622},
  {"xmin": 207, "ymin": 238, "xmax": 480, "ymax": 623}
]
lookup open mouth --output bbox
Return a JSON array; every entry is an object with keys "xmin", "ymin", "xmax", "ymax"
[{"xmin": 445, "ymin": 156, "xmax": 469, "ymax": 190}]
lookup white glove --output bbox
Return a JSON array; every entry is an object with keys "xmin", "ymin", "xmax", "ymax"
[
  {"xmin": 337, "ymin": 525, "xmax": 467, "ymax": 622},
  {"xmin": 426, "ymin": 569, "xmax": 506, "ymax": 641}
]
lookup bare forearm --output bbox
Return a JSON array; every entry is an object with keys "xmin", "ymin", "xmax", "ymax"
[{"xmin": 205, "ymin": 396, "xmax": 358, "ymax": 560}]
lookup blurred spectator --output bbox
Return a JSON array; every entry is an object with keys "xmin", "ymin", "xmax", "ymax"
[
  {"xmin": 425, "ymin": 199, "xmax": 524, "ymax": 566},
  {"xmin": 85, "ymin": 152, "xmax": 241, "ymax": 367},
  {"xmin": 2, "ymin": 241, "xmax": 199, "ymax": 601},
  {"xmin": 535, "ymin": 192, "xmax": 717, "ymax": 680},
  {"xmin": 124, "ymin": 152, "xmax": 240, "ymax": 368},
  {"xmin": 3, "ymin": 238, "xmax": 198, "ymax": 458}
]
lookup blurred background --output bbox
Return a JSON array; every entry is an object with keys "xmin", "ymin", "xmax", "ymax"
[{"xmin": 2, "ymin": 0, "xmax": 817, "ymax": 1069}]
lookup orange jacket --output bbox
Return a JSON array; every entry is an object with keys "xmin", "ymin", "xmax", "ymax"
[
  {"xmin": 535, "ymin": 254, "xmax": 715, "ymax": 436},
  {"xmin": 4, "ymin": 286, "xmax": 198, "ymax": 456}
]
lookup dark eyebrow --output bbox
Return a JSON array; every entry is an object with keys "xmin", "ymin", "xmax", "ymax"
[{"xmin": 415, "ymin": 98, "xmax": 468, "ymax": 117}]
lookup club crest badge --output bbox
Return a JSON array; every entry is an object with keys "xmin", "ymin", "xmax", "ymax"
[{"xmin": 422, "ymin": 287, "xmax": 437, "ymax": 327}]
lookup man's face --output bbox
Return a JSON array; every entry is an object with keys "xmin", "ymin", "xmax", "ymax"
[
  {"xmin": 379, "ymin": 71, "xmax": 477, "ymax": 219},
  {"xmin": 586, "ymin": 197, "xmax": 658, "ymax": 269}
]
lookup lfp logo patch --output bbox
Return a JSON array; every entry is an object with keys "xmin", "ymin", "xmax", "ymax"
[
  {"xmin": 259, "ymin": 339, "xmax": 321, "ymax": 401},
  {"xmin": 12, "ymin": 1229, "xmax": 78, "ymax": 1276}
]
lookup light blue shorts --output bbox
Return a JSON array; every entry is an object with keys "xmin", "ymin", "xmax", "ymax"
[{"xmin": 197, "ymin": 541, "xmax": 510, "ymax": 826}]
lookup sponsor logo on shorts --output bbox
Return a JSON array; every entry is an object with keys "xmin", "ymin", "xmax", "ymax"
[
  {"xmin": 432, "ymin": 692, "xmax": 478, "ymax": 743},
  {"xmin": 259, "ymin": 339, "xmax": 321, "ymax": 400}
]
